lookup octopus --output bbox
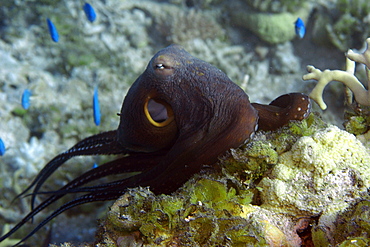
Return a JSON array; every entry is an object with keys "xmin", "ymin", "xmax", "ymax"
[{"xmin": 0, "ymin": 44, "xmax": 311, "ymax": 245}]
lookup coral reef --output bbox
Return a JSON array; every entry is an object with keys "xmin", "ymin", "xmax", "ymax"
[
  {"xmin": 0, "ymin": 225, "xmax": 21, "ymax": 247},
  {"xmin": 303, "ymin": 37, "xmax": 370, "ymax": 110},
  {"xmin": 309, "ymin": 0, "xmax": 370, "ymax": 52},
  {"xmin": 152, "ymin": 6, "xmax": 225, "ymax": 44},
  {"xmin": 1, "ymin": 0, "xmax": 368, "ymax": 245},
  {"xmin": 303, "ymin": 37, "xmax": 370, "ymax": 147},
  {"xmin": 94, "ymin": 115, "xmax": 370, "ymax": 246}
]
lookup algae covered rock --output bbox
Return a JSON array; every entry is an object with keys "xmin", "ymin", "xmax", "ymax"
[
  {"xmin": 95, "ymin": 114, "xmax": 370, "ymax": 246},
  {"xmin": 344, "ymin": 108, "xmax": 370, "ymax": 149},
  {"xmin": 98, "ymin": 178, "xmax": 302, "ymax": 246},
  {"xmin": 311, "ymin": 197, "xmax": 370, "ymax": 246},
  {"xmin": 259, "ymin": 125, "xmax": 370, "ymax": 215}
]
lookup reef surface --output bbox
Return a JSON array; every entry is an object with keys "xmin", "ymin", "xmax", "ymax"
[{"xmin": 0, "ymin": 0, "xmax": 369, "ymax": 246}]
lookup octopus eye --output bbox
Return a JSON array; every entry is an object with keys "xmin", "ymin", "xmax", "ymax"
[
  {"xmin": 152, "ymin": 55, "xmax": 175, "ymax": 76},
  {"xmin": 155, "ymin": 63, "xmax": 165, "ymax": 70},
  {"xmin": 144, "ymin": 98, "xmax": 174, "ymax": 127}
]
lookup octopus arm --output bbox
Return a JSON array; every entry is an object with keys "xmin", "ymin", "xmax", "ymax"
[
  {"xmin": 0, "ymin": 151, "xmax": 166, "ymax": 245},
  {"xmin": 16, "ymin": 130, "xmax": 132, "ymax": 211},
  {"xmin": 252, "ymin": 93, "xmax": 311, "ymax": 131},
  {"xmin": 7, "ymin": 190, "xmax": 124, "ymax": 246}
]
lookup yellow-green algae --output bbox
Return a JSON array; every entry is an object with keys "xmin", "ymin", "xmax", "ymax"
[
  {"xmin": 99, "ymin": 183, "xmax": 301, "ymax": 247},
  {"xmin": 344, "ymin": 108, "xmax": 370, "ymax": 149},
  {"xmin": 344, "ymin": 115, "xmax": 369, "ymax": 136},
  {"xmin": 53, "ymin": 114, "xmax": 370, "ymax": 246}
]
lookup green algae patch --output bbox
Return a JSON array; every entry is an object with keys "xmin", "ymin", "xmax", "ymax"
[
  {"xmin": 345, "ymin": 115, "xmax": 368, "ymax": 135},
  {"xmin": 334, "ymin": 200, "xmax": 370, "ymax": 243},
  {"xmin": 288, "ymin": 113, "xmax": 326, "ymax": 137},
  {"xmin": 189, "ymin": 178, "xmax": 230, "ymax": 205},
  {"xmin": 344, "ymin": 109, "xmax": 370, "ymax": 136},
  {"xmin": 100, "ymin": 178, "xmax": 299, "ymax": 246},
  {"xmin": 223, "ymin": 141, "xmax": 278, "ymax": 187},
  {"xmin": 11, "ymin": 107, "xmax": 28, "ymax": 117}
]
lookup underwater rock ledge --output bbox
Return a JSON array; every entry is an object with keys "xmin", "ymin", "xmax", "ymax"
[{"xmin": 50, "ymin": 114, "xmax": 370, "ymax": 247}]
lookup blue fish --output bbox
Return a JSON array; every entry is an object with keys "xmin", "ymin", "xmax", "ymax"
[
  {"xmin": 92, "ymin": 163, "xmax": 98, "ymax": 169},
  {"xmin": 22, "ymin": 89, "xmax": 32, "ymax": 110},
  {"xmin": 93, "ymin": 86, "xmax": 101, "ymax": 126},
  {"xmin": 0, "ymin": 138, "xmax": 5, "ymax": 156},
  {"xmin": 83, "ymin": 3, "xmax": 96, "ymax": 23},
  {"xmin": 46, "ymin": 18, "xmax": 59, "ymax": 42},
  {"xmin": 295, "ymin": 17, "xmax": 305, "ymax": 39}
]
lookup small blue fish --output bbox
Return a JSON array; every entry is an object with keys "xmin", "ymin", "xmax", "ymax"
[
  {"xmin": 295, "ymin": 17, "xmax": 305, "ymax": 39},
  {"xmin": 93, "ymin": 86, "xmax": 101, "ymax": 126},
  {"xmin": 0, "ymin": 138, "xmax": 5, "ymax": 156},
  {"xmin": 22, "ymin": 89, "xmax": 32, "ymax": 110},
  {"xmin": 46, "ymin": 18, "xmax": 59, "ymax": 42},
  {"xmin": 92, "ymin": 163, "xmax": 98, "ymax": 169},
  {"xmin": 83, "ymin": 3, "xmax": 96, "ymax": 23}
]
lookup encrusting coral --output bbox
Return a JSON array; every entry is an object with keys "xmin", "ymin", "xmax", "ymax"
[{"xmin": 303, "ymin": 37, "xmax": 370, "ymax": 110}]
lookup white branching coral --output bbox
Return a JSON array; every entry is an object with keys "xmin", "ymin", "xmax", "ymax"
[{"xmin": 303, "ymin": 37, "xmax": 370, "ymax": 110}]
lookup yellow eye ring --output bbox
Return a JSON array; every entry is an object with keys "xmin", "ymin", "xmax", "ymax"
[{"xmin": 144, "ymin": 98, "xmax": 174, "ymax": 127}]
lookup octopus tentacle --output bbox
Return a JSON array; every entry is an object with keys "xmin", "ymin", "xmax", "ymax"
[
  {"xmin": 6, "ymin": 126, "xmax": 257, "ymax": 246},
  {"xmin": 0, "ymin": 153, "xmax": 165, "ymax": 245},
  {"xmin": 32, "ymin": 151, "xmax": 166, "ymax": 196},
  {"xmin": 9, "ymin": 191, "xmax": 125, "ymax": 246},
  {"xmin": 16, "ymin": 130, "xmax": 127, "ymax": 210},
  {"xmin": 252, "ymin": 93, "xmax": 311, "ymax": 131},
  {"xmin": 15, "ymin": 115, "xmax": 259, "ymax": 244}
]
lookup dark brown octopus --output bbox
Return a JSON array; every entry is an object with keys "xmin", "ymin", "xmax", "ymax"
[{"xmin": 0, "ymin": 44, "xmax": 311, "ymax": 245}]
